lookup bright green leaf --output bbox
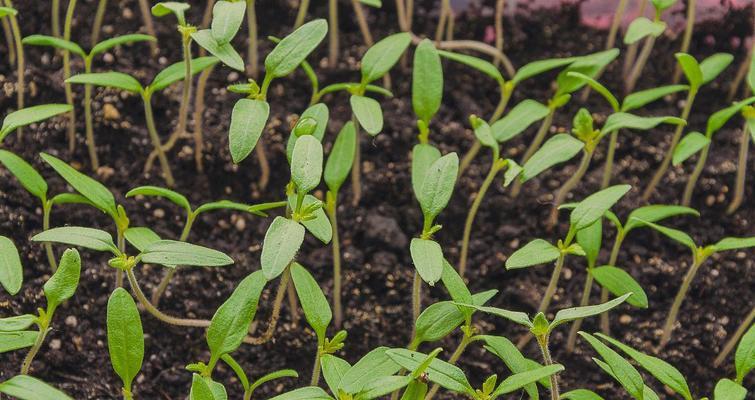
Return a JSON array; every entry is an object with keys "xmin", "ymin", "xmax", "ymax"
[
  {"xmin": 522, "ymin": 134, "xmax": 584, "ymax": 181},
  {"xmin": 622, "ymin": 84, "xmax": 689, "ymax": 112},
  {"xmin": 592, "ymin": 266, "xmax": 648, "ymax": 308},
  {"xmin": 549, "ymin": 293, "xmax": 631, "ymax": 331},
  {"xmin": 126, "ymin": 185, "xmax": 191, "ymax": 214},
  {"xmin": 350, "ymin": 95, "xmax": 383, "ymax": 136},
  {"xmin": 412, "ymin": 39, "xmax": 443, "ymax": 123},
  {"xmin": 0, "ymin": 236, "xmax": 22, "ymax": 296},
  {"xmin": 44, "ymin": 249, "xmax": 81, "ymax": 310},
  {"xmin": 672, "ymin": 131, "xmax": 709, "ymax": 165},
  {"xmin": 324, "ymin": 122, "xmax": 356, "ymax": 193},
  {"xmin": 40, "ymin": 152, "xmax": 117, "ymax": 217},
  {"xmin": 1, "ymin": 104, "xmax": 73, "ymax": 141},
  {"xmin": 265, "ymin": 19, "xmax": 328, "ymax": 78},
  {"xmin": 140, "ymin": 240, "xmax": 234, "ymax": 268},
  {"xmin": 360, "ymin": 32, "xmax": 411, "ymax": 83},
  {"xmin": 570, "ymin": 185, "xmax": 631, "ymax": 230},
  {"xmin": 505, "ymin": 239, "xmax": 560, "ymax": 270},
  {"xmin": 700, "ymin": 53, "xmax": 734, "ymax": 85},
  {"xmin": 438, "ymin": 50, "xmax": 504, "ymax": 85},
  {"xmin": 492, "ymin": 100, "xmax": 550, "ymax": 143},
  {"xmin": 207, "ymin": 271, "xmax": 266, "ymax": 359},
  {"xmin": 260, "ymin": 217, "xmax": 305, "ymax": 280},
  {"xmin": 291, "ymin": 135, "xmax": 323, "ymax": 193},
  {"xmin": 624, "ymin": 17, "xmax": 666, "ymax": 45},
  {"xmin": 107, "ymin": 287, "xmax": 144, "ymax": 393},
  {"xmin": 32, "ymin": 227, "xmax": 118, "ymax": 254},
  {"xmin": 291, "ymin": 262, "xmax": 332, "ymax": 339},
  {"xmin": 191, "ymin": 29, "xmax": 244, "ymax": 71},
  {"xmin": 417, "ymin": 152, "xmax": 458, "ymax": 221},
  {"xmin": 229, "ymin": 99, "xmax": 270, "ymax": 164},
  {"xmin": 66, "ymin": 72, "xmax": 143, "ymax": 94},
  {"xmin": 22, "ymin": 34, "xmax": 86, "ymax": 57},
  {"xmin": 211, "ymin": 0, "xmax": 246, "ymax": 45},
  {"xmin": 410, "ymin": 238, "xmax": 443, "ymax": 285},
  {"xmin": 0, "ymin": 375, "xmax": 72, "ymax": 400}
]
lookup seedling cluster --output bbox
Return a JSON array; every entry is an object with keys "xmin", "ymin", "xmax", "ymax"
[{"xmin": 0, "ymin": 1, "xmax": 753, "ymax": 399}]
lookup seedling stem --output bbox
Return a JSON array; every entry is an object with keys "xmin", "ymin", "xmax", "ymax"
[{"xmin": 63, "ymin": 0, "xmax": 77, "ymax": 152}]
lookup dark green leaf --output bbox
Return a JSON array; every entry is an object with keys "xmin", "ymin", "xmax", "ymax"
[
  {"xmin": 493, "ymin": 364, "xmax": 564, "ymax": 396},
  {"xmin": 412, "ymin": 39, "xmax": 443, "ymax": 123},
  {"xmin": 549, "ymin": 293, "xmax": 631, "ymax": 331},
  {"xmin": 268, "ymin": 387, "xmax": 333, "ymax": 400},
  {"xmin": 107, "ymin": 287, "xmax": 144, "ymax": 392},
  {"xmin": 44, "ymin": 249, "xmax": 81, "ymax": 310},
  {"xmin": 350, "ymin": 95, "xmax": 383, "ymax": 136},
  {"xmin": 325, "ymin": 121, "xmax": 357, "ymax": 192},
  {"xmin": 291, "ymin": 262, "xmax": 332, "ymax": 339},
  {"xmin": 561, "ymin": 389, "xmax": 605, "ymax": 400},
  {"xmin": 265, "ymin": 19, "xmax": 328, "ymax": 78},
  {"xmin": 522, "ymin": 134, "xmax": 584, "ymax": 181},
  {"xmin": 207, "ymin": 271, "xmax": 266, "ymax": 359},
  {"xmin": 592, "ymin": 266, "xmax": 648, "ymax": 308},
  {"xmin": 261, "ymin": 217, "xmax": 305, "ymax": 280},
  {"xmin": 339, "ymin": 347, "xmax": 400, "ymax": 394},
  {"xmin": 360, "ymin": 32, "xmax": 411, "ymax": 83},
  {"xmin": 0, "ymin": 236, "xmax": 23, "ymax": 296}
]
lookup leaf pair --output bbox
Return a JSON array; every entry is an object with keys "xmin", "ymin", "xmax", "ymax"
[{"xmin": 190, "ymin": 1, "xmax": 247, "ymax": 71}]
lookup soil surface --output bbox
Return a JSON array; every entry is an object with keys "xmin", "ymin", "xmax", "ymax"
[{"xmin": 1, "ymin": 1, "xmax": 754, "ymax": 399}]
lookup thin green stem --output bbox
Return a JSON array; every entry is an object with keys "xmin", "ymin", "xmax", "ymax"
[
  {"xmin": 672, "ymin": 0, "xmax": 696, "ymax": 84},
  {"xmin": 83, "ymin": 58, "xmax": 99, "ymax": 170},
  {"xmin": 511, "ymin": 109, "xmax": 555, "ymax": 197},
  {"xmin": 539, "ymin": 253, "xmax": 565, "ymax": 314},
  {"xmin": 350, "ymin": 115, "xmax": 362, "ymax": 206},
  {"xmin": 435, "ymin": 0, "xmax": 450, "ymax": 43},
  {"xmin": 137, "ymin": 0, "xmax": 158, "ymax": 55},
  {"xmin": 246, "ymin": 0, "xmax": 258, "ymax": 78},
  {"xmin": 622, "ymin": 0, "xmax": 647, "ymax": 76},
  {"xmin": 5, "ymin": 0, "xmax": 24, "ymax": 139},
  {"xmin": 714, "ymin": 306, "xmax": 755, "ymax": 368},
  {"xmin": 294, "ymin": 0, "xmax": 310, "ymax": 28},
  {"xmin": 126, "ymin": 267, "xmax": 210, "ymax": 327},
  {"xmin": 310, "ymin": 337, "xmax": 324, "ymax": 385},
  {"xmin": 192, "ymin": 65, "xmax": 215, "ymax": 172},
  {"xmin": 643, "ymin": 88, "xmax": 697, "ymax": 200},
  {"xmin": 20, "ymin": 325, "xmax": 50, "ymax": 375},
  {"xmin": 727, "ymin": 122, "xmax": 750, "ymax": 214},
  {"xmin": 328, "ymin": 0, "xmax": 339, "ymax": 67},
  {"xmin": 247, "ymin": 267, "xmax": 291, "ymax": 344},
  {"xmin": 459, "ymin": 159, "xmax": 504, "ymax": 278},
  {"xmin": 151, "ymin": 213, "xmax": 195, "ymax": 305},
  {"xmin": 600, "ymin": 231, "xmax": 625, "ymax": 334},
  {"xmin": 63, "ymin": 0, "xmax": 77, "ymax": 152},
  {"xmin": 115, "ymin": 226, "xmax": 125, "ymax": 288},
  {"xmin": 90, "ymin": 0, "xmax": 107, "ymax": 47},
  {"xmin": 255, "ymin": 140, "xmax": 270, "ymax": 190},
  {"xmin": 2, "ymin": 17, "xmax": 15, "ymax": 67},
  {"xmin": 142, "ymin": 93, "xmax": 176, "ymax": 187},
  {"xmin": 165, "ymin": 33, "xmax": 193, "ymax": 151},
  {"xmin": 327, "ymin": 193, "xmax": 344, "ymax": 328},
  {"xmin": 625, "ymin": 35, "xmax": 656, "ymax": 94},
  {"xmin": 42, "ymin": 200, "xmax": 57, "ymax": 272},
  {"xmin": 51, "ymin": 0, "xmax": 61, "ymax": 37},
  {"xmin": 536, "ymin": 335, "xmax": 560, "ymax": 400},
  {"xmin": 412, "ymin": 271, "xmax": 421, "ymax": 328},
  {"xmin": 458, "ymin": 85, "xmax": 511, "ymax": 177},
  {"xmin": 601, "ymin": 130, "xmax": 619, "ymax": 188},
  {"xmin": 579, "ymin": 0, "xmax": 628, "ymax": 102},
  {"xmin": 681, "ymin": 140, "xmax": 710, "ymax": 207},
  {"xmin": 566, "ymin": 270, "xmax": 594, "ymax": 353},
  {"xmin": 549, "ymin": 149, "xmax": 593, "ymax": 227},
  {"xmin": 659, "ymin": 256, "xmax": 704, "ymax": 349},
  {"xmin": 494, "ymin": 0, "xmax": 504, "ymax": 66}
]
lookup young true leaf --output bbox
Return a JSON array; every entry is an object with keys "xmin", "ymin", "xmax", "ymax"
[
  {"xmin": 699, "ymin": 53, "xmax": 734, "ymax": 85},
  {"xmin": 0, "ymin": 314, "xmax": 36, "ymax": 331},
  {"xmin": 595, "ymin": 334, "xmax": 692, "ymax": 400},
  {"xmin": 735, "ymin": 323, "xmax": 754, "ymax": 383},
  {"xmin": 350, "ymin": 95, "xmax": 383, "ymax": 136},
  {"xmin": 412, "ymin": 39, "xmax": 443, "ymax": 123},
  {"xmin": 579, "ymin": 332, "xmax": 645, "ymax": 399},
  {"xmin": 265, "ymin": 19, "xmax": 328, "ymax": 78},
  {"xmin": 124, "ymin": 227, "xmax": 162, "ymax": 253},
  {"xmin": 44, "ymin": 249, "xmax": 81, "ymax": 310},
  {"xmin": 0, "ymin": 104, "xmax": 73, "ymax": 141},
  {"xmin": 512, "ymin": 56, "xmax": 576, "ymax": 86},
  {"xmin": 107, "ymin": 288, "xmax": 144, "ymax": 395},
  {"xmin": 261, "ymin": 217, "xmax": 305, "ymax": 280},
  {"xmin": 207, "ymin": 271, "xmax": 266, "ymax": 360},
  {"xmin": 629, "ymin": 219, "xmax": 697, "ymax": 251},
  {"xmin": 622, "ymin": 85, "xmax": 688, "ymax": 112},
  {"xmin": 549, "ymin": 293, "xmax": 631, "ymax": 331},
  {"xmin": 713, "ymin": 379, "xmax": 746, "ymax": 400},
  {"xmin": 286, "ymin": 103, "xmax": 330, "ymax": 162},
  {"xmin": 672, "ymin": 132, "xmax": 709, "ymax": 165},
  {"xmin": 676, "ymin": 53, "xmax": 703, "ymax": 88},
  {"xmin": 40, "ymin": 152, "xmax": 117, "ymax": 217},
  {"xmin": 417, "ymin": 153, "xmax": 459, "ymax": 221},
  {"xmin": 591, "ymin": 266, "xmax": 648, "ymax": 308},
  {"xmin": 140, "ymin": 240, "xmax": 234, "ymax": 268},
  {"xmin": 492, "ymin": 364, "xmax": 564, "ymax": 396},
  {"xmin": 339, "ymin": 347, "xmax": 400, "ymax": 394},
  {"xmin": 0, "ymin": 331, "xmax": 38, "ymax": 353},
  {"xmin": 211, "ymin": 0, "xmax": 246, "ymax": 45},
  {"xmin": 492, "ymin": 100, "xmax": 550, "ymax": 143},
  {"xmin": 189, "ymin": 374, "xmax": 216, "ymax": 400},
  {"xmin": 624, "ymin": 17, "xmax": 666, "ymax": 45},
  {"xmin": 191, "ymin": 30, "xmax": 244, "ymax": 72},
  {"xmin": 32, "ymin": 227, "xmax": 119, "ymax": 254},
  {"xmin": 289, "ymin": 195, "xmax": 332, "ymax": 243},
  {"xmin": 386, "ymin": 349, "xmax": 475, "ymax": 396},
  {"xmin": 0, "ymin": 375, "xmax": 73, "ymax": 400},
  {"xmin": 291, "ymin": 135, "xmax": 324, "ymax": 193},
  {"xmin": 410, "ymin": 238, "xmax": 443, "ymax": 285},
  {"xmin": 481, "ymin": 336, "xmax": 541, "ymax": 398},
  {"xmin": 66, "ymin": 72, "xmax": 144, "ymax": 94},
  {"xmin": 21, "ymin": 35, "xmax": 86, "ymax": 57},
  {"xmin": 712, "ymin": 237, "xmax": 755, "ymax": 252},
  {"xmin": 471, "ymin": 117, "xmax": 498, "ymax": 155},
  {"xmin": 438, "ymin": 50, "xmax": 504, "ymax": 85},
  {"xmin": 291, "ymin": 263, "xmax": 332, "ymax": 339},
  {"xmin": 229, "ymin": 99, "xmax": 270, "ymax": 164},
  {"xmin": 324, "ymin": 122, "xmax": 356, "ymax": 193},
  {"xmin": 556, "ymin": 49, "xmax": 619, "ymax": 95},
  {"xmin": 570, "ymin": 185, "xmax": 631, "ymax": 230},
  {"xmin": 707, "ymin": 97, "xmax": 755, "ymax": 135},
  {"xmin": 623, "ymin": 205, "xmax": 699, "ymax": 232},
  {"xmin": 360, "ymin": 32, "xmax": 411, "ymax": 83},
  {"xmin": 0, "ymin": 236, "xmax": 22, "ymax": 296},
  {"xmin": 505, "ymin": 239, "xmax": 560, "ymax": 270},
  {"xmin": 414, "ymin": 302, "xmax": 464, "ymax": 344},
  {"xmin": 522, "ymin": 134, "xmax": 584, "ymax": 181}
]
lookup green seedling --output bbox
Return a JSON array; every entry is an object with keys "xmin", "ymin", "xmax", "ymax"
[
  {"xmin": 643, "ymin": 52, "xmax": 734, "ymax": 200},
  {"xmin": 629, "ymin": 218, "xmax": 755, "ymax": 349},
  {"xmin": 505, "ymin": 185, "xmax": 631, "ymax": 347},
  {"xmin": 1, "ymin": 6, "xmax": 16, "ymax": 68},
  {"xmin": 388, "ymin": 347, "xmax": 564, "ymax": 400},
  {"xmin": 125, "ymin": 185, "xmax": 286, "ymax": 305},
  {"xmin": 0, "ymin": 375, "xmax": 73, "ymax": 399},
  {"xmin": 1, "ymin": 103, "xmax": 73, "ymax": 143},
  {"xmin": 459, "ymin": 293, "xmax": 631, "ymax": 399},
  {"xmin": 511, "ymin": 49, "xmax": 620, "ymax": 197},
  {"xmin": 32, "ymin": 226, "xmax": 238, "ymax": 333},
  {"xmin": 676, "ymin": 96, "xmax": 755, "ymax": 207},
  {"xmin": 65, "ymin": 56, "xmax": 220, "ymax": 186},
  {"xmin": 227, "ymin": 19, "xmax": 327, "ymax": 189},
  {"xmin": 107, "ymin": 287, "xmax": 144, "ymax": 400},
  {"xmin": 0, "ymin": 4, "xmax": 24, "ymax": 139},
  {"xmin": 137, "ymin": 0, "xmax": 159, "ymax": 55},
  {"xmin": 22, "ymin": 33, "xmax": 156, "ymax": 169},
  {"xmin": 672, "ymin": 0, "xmax": 697, "ymax": 84},
  {"xmin": 728, "ymin": 61, "xmax": 755, "ymax": 213},
  {"xmin": 714, "ymin": 307, "xmax": 754, "ymax": 368},
  {"xmin": 623, "ymin": 0, "xmax": 676, "ymax": 93},
  {"xmin": 324, "ymin": 121, "xmax": 356, "ymax": 328},
  {"xmin": 580, "ymin": 331, "xmax": 751, "ymax": 400},
  {"xmin": 0, "ymin": 247, "xmax": 81, "ymax": 375}
]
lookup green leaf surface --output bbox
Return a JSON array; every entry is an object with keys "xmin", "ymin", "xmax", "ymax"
[
  {"xmin": 734, "ymin": 322, "xmax": 755, "ymax": 383},
  {"xmin": 493, "ymin": 364, "xmax": 564, "ymax": 396},
  {"xmin": 414, "ymin": 301, "xmax": 464, "ymax": 344},
  {"xmin": 417, "ymin": 152, "xmax": 459, "ymax": 221},
  {"xmin": 286, "ymin": 103, "xmax": 330, "ymax": 162},
  {"xmin": 386, "ymin": 349, "xmax": 474, "ymax": 396},
  {"xmin": 629, "ymin": 219, "xmax": 696, "ymax": 251},
  {"xmin": 90, "ymin": 34, "xmax": 156, "ymax": 57},
  {"xmin": 714, "ymin": 379, "xmax": 746, "ymax": 400},
  {"xmin": 458, "ymin": 303, "xmax": 533, "ymax": 328},
  {"xmin": 601, "ymin": 113, "xmax": 685, "ymax": 137},
  {"xmin": 291, "ymin": 135, "xmax": 324, "ymax": 193},
  {"xmin": 268, "ymin": 387, "xmax": 333, "ymax": 400},
  {"xmin": 288, "ymin": 195, "xmax": 331, "ymax": 243},
  {"xmin": 505, "ymin": 239, "xmax": 560, "ymax": 270},
  {"xmin": 260, "ymin": 217, "xmax": 305, "ymax": 280},
  {"xmin": 228, "ymin": 99, "xmax": 270, "ymax": 164},
  {"xmin": 195, "ymin": 200, "xmax": 271, "ymax": 216},
  {"xmin": 66, "ymin": 72, "xmax": 143, "ymax": 94},
  {"xmin": 0, "ymin": 375, "xmax": 72, "ymax": 400},
  {"xmin": 577, "ymin": 219, "xmax": 602, "ymax": 267},
  {"xmin": 700, "ymin": 53, "xmax": 734, "ymax": 85},
  {"xmin": 503, "ymin": 159, "xmax": 522, "ymax": 187},
  {"xmin": 580, "ymin": 332, "xmax": 645, "ymax": 399},
  {"xmin": 707, "ymin": 97, "xmax": 755, "ymax": 135},
  {"xmin": 50, "ymin": 193, "xmax": 96, "ymax": 207},
  {"xmin": 360, "ymin": 32, "xmax": 411, "ymax": 83},
  {"xmin": 191, "ymin": 29, "xmax": 244, "ymax": 71},
  {"xmin": 549, "ymin": 293, "xmax": 631, "ymax": 331},
  {"xmin": 522, "ymin": 134, "xmax": 584, "ymax": 182},
  {"xmin": 350, "ymin": 95, "xmax": 383, "ymax": 136},
  {"xmin": 32, "ymin": 227, "xmax": 118, "ymax": 254},
  {"xmin": 265, "ymin": 19, "xmax": 328, "ymax": 78},
  {"xmin": 339, "ymin": 347, "xmax": 400, "ymax": 394},
  {"xmin": 1, "ymin": 104, "xmax": 73, "ymax": 141},
  {"xmin": 556, "ymin": 49, "xmax": 619, "ymax": 96},
  {"xmin": 44, "ymin": 249, "xmax": 81, "ymax": 310},
  {"xmin": 126, "ymin": 185, "xmax": 191, "ymax": 213},
  {"xmin": 0, "ymin": 331, "xmax": 38, "ymax": 353},
  {"xmin": 151, "ymin": 2, "xmax": 190, "ymax": 23},
  {"xmin": 124, "ymin": 227, "xmax": 162, "ymax": 254},
  {"xmin": 149, "ymin": 57, "xmax": 219, "ymax": 92},
  {"xmin": 0, "ymin": 236, "xmax": 23, "ymax": 296},
  {"xmin": 0, "ymin": 315, "xmax": 36, "ymax": 332},
  {"xmin": 321, "ymin": 355, "xmax": 351, "ymax": 396},
  {"xmin": 513, "ymin": 57, "xmax": 576, "ymax": 86},
  {"xmin": 207, "ymin": 270, "xmax": 266, "ymax": 359},
  {"xmin": 622, "ymin": 84, "xmax": 688, "ymax": 112},
  {"xmin": 441, "ymin": 260, "xmax": 472, "ymax": 306},
  {"xmin": 140, "ymin": 240, "xmax": 234, "ymax": 268},
  {"xmin": 359, "ymin": 0, "xmax": 382, "ymax": 7},
  {"xmin": 624, "ymin": 17, "xmax": 666, "ymax": 45},
  {"xmin": 570, "ymin": 185, "xmax": 631, "ymax": 231},
  {"xmin": 211, "ymin": 0, "xmax": 246, "ymax": 45},
  {"xmin": 412, "ymin": 39, "xmax": 443, "ymax": 123},
  {"xmin": 624, "ymin": 205, "xmax": 700, "ymax": 233},
  {"xmin": 0, "ymin": 7, "xmax": 18, "ymax": 17},
  {"xmin": 410, "ymin": 238, "xmax": 444, "ymax": 285},
  {"xmin": 672, "ymin": 131, "xmax": 709, "ymax": 165},
  {"xmin": 325, "ymin": 122, "xmax": 357, "ymax": 193},
  {"xmin": 592, "ymin": 266, "xmax": 648, "ymax": 308},
  {"xmin": 356, "ymin": 375, "xmax": 411, "ymax": 399},
  {"xmin": 561, "ymin": 389, "xmax": 605, "ymax": 400},
  {"xmin": 189, "ymin": 374, "xmax": 217, "ymax": 400},
  {"xmin": 411, "ymin": 144, "xmax": 441, "ymax": 201},
  {"xmin": 492, "ymin": 100, "xmax": 550, "ymax": 143},
  {"xmin": 291, "ymin": 262, "xmax": 332, "ymax": 339},
  {"xmin": 438, "ymin": 50, "xmax": 504, "ymax": 85},
  {"xmin": 676, "ymin": 53, "xmax": 703, "ymax": 88},
  {"xmin": 712, "ymin": 237, "xmax": 755, "ymax": 252},
  {"xmin": 107, "ymin": 287, "xmax": 144, "ymax": 392},
  {"xmin": 22, "ymin": 34, "xmax": 86, "ymax": 57},
  {"xmin": 40, "ymin": 152, "xmax": 117, "ymax": 217},
  {"xmin": 566, "ymin": 72, "xmax": 619, "ymax": 111},
  {"xmin": 481, "ymin": 335, "xmax": 540, "ymax": 399},
  {"xmin": 471, "ymin": 117, "xmax": 498, "ymax": 155}
]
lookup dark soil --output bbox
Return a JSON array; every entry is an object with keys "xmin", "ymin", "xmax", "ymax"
[{"xmin": 1, "ymin": 0, "xmax": 753, "ymax": 399}]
